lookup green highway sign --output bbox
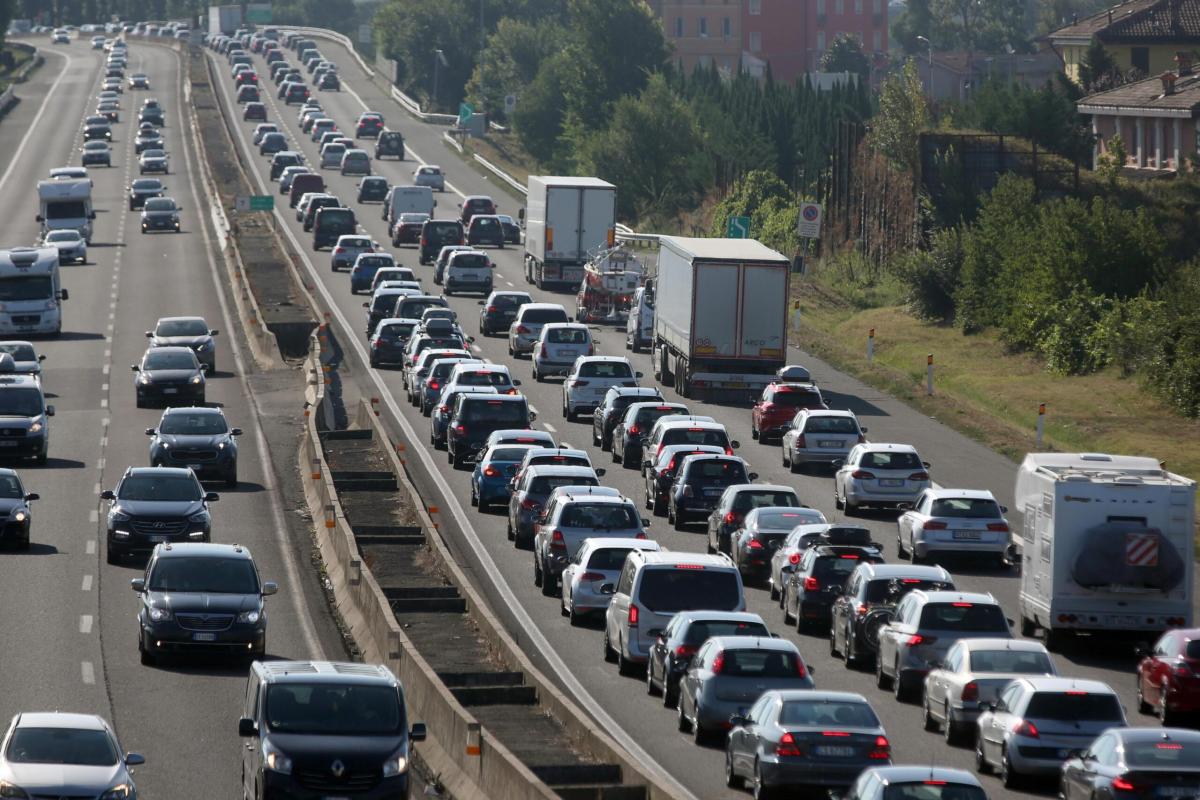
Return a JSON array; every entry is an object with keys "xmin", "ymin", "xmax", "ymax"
[
  {"xmin": 458, "ymin": 102, "xmax": 474, "ymax": 126},
  {"xmin": 245, "ymin": 4, "xmax": 272, "ymax": 22},
  {"xmin": 249, "ymin": 195, "xmax": 274, "ymax": 211},
  {"xmin": 726, "ymin": 215, "xmax": 750, "ymax": 239}
]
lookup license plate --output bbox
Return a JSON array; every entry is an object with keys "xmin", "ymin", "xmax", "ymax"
[
  {"xmin": 1157, "ymin": 788, "xmax": 1199, "ymax": 797},
  {"xmin": 704, "ymin": 488, "xmax": 723, "ymax": 496},
  {"xmin": 0, "ymin": 441, "xmax": 17, "ymax": 448},
  {"xmin": 325, "ymin": 796, "xmax": 351, "ymax": 800},
  {"xmin": 879, "ymin": 478, "xmax": 903, "ymax": 487},
  {"xmin": 187, "ymin": 463, "xmax": 202, "ymax": 471},
  {"xmin": 150, "ymin": 535, "xmax": 168, "ymax": 543},
  {"xmin": 163, "ymin": 387, "xmax": 178, "ymax": 394},
  {"xmin": 192, "ymin": 632, "xmax": 216, "ymax": 641},
  {"xmin": 816, "ymin": 746, "xmax": 855, "ymax": 757},
  {"xmin": 953, "ymin": 530, "xmax": 982, "ymax": 539},
  {"xmin": 818, "ymin": 440, "xmax": 841, "ymax": 448}
]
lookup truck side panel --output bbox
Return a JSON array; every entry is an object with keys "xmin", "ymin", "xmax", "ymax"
[
  {"xmin": 692, "ymin": 263, "xmax": 740, "ymax": 357},
  {"xmin": 545, "ymin": 187, "xmax": 582, "ymax": 264},
  {"xmin": 653, "ymin": 244, "xmax": 693, "ymax": 356},
  {"xmin": 739, "ymin": 265, "xmax": 788, "ymax": 360},
  {"xmin": 524, "ymin": 178, "xmax": 548, "ymax": 265}
]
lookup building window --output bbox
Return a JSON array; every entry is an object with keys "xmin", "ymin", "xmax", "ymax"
[
  {"xmin": 674, "ymin": 16, "xmax": 683, "ymax": 36},
  {"xmin": 723, "ymin": 16, "xmax": 731, "ymax": 37},
  {"xmin": 817, "ymin": 30, "xmax": 825, "ymax": 51},
  {"xmin": 698, "ymin": 16, "xmax": 707, "ymax": 36},
  {"xmin": 873, "ymin": 0, "xmax": 881, "ymax": 12},
  {"xmin": 1131, "ymin": 46, "xmax": 1150, "ymax": 74},
  {"xmin": 748, "ymin": 0, "xmax": 761, "ymax": 14},
  {"xmin": 873, "ymin": 29, "xmax": 881, "ymax": 50},
  {"xmin": 835, "ymin": 0, "xmax": 844, "ymax": 14},
  {"xmin": 855, "ymin": 0, "xmax": 862, "ymax": 13},
  {"xmin": 817, "ymin": 0, "xmax": 826, "ymax": 12},
  {"xmin": 749, "ymin": 30, "xmax": 762, "ymax": 51}
]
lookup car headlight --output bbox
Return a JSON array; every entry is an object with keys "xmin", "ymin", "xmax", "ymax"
[
  {"xmin": 216, "ymin": 441, "xmax": 226, "ymax": 450},
  {"xmin": 100, "ymin": 784, "xmax": 133, "ymax": 800},
  {"xmin": 137, "ymin": 374, "xmax": 151, "ymax": 384},
  {"xmin": 0, "ymin": 781, "xmax": 28, "ymax": 798},
  {"xmin": 197, "ymin": 340, "xmax": 213, "ymax": 351},
  {"xmin": 12, "ymin": 511, "xmax": 27, "ymax": 523},
  {"xmin": 263, "ymin": 740, "xmax": 292, "ymax": 774},
  {"xmin": 189, "ymin": 375, "xmax": 203, "ymax": 385},
  {"xmin": 188, "ymin": 511, "xmax": 209, "ymax": 523},
  {"xmin": 27, "ymin": 422, "xmax": 41, "ymax": 434},
  {"xmin": 110, "ymin": 507, "xmax": 131, "ymax": 522},
  {"xmin": 237, "ymin": 609, "xmax": 261, "ymax": 624},
  {"xmin": 381, "ymin": 746, "xmax": 409, "ymax": 778},
  {"xmin": 148, "ymin": 606, "xmax": 171, "ymax": 622}
]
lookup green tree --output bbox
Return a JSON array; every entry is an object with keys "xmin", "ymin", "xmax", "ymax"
[
  {"xmin": 375, "ymin": 0, "xmax": 474, "ymax": 107},
  {"xmin": 953, "ymin": 77, "xmax": 1091, "ymax": 159},
  {"xmin": 464, "ymin": 17, "xmax": 562, "ymax": 119},
  {"xmin": 930, "ymin": 0, "xmax": 1030, "ymax": 52},
  {"xmin": 891, "ymin": 0, "xmax": 933, "ymax": 55},
  {"xmin": 1078, "ymin": 40, "xmax": 1119, "ymax": 92},
  {"xmin": 871, "ymin": 59, "xmax": 929, "ymax": 170},
  {"xmin": 511, "ymin": 49, "xmax": 572, "ymax": 165},
  {"xmin": 820, "ymin": 33, "xmax": 870, "ymax": 80}
]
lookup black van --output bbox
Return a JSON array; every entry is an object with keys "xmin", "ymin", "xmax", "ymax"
[
  {"xmin": 418, "ymin": 219, "xmax": 465, "ymax": 265},
  {"xmin": 313, "ymin": 206, "xmax": 356, "ymax": 250}
]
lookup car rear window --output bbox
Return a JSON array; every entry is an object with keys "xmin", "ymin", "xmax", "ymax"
[
  {"xmin": 456, "ymin": 371, "xmax": 512, "ymax": 388},
  {"xmin": 521, "ymin": 308, "xmax": 569, "ymax": 324},
  {"xmin": 489, "ymin": 446, "xmax": 532, "ymax": 463},
  {"xmin": 771, "ymin": 390, "xmax": 823, "ymax": 408},
  {"xmin": 917, "ymin": 602, "xmax": 1008, "ymax": 633},
  {"xmin": 1126, "ymin": 739, "xmax": 1200, "ymax": 766},
  {"xmin": 377, "ymin": 323, "xmax": 413, "ymax": 340},
  {"xmin": 397, "ymin": 299, "xmax": 446, "ymax": 318},
  {"xmin": 451, "ymin": 254, "xmax": 490, "ymax": 269},
  {"xmin": 803, "ymin": 416, "xmax": 859, "ymax": 434},
  {"xmin": 882, "ymin": 784, "xmax": 987, "ymax": 800},
  {"xmin": 548, "ymin": 327, "xmax": 589, "ymax": 344},
  {"xmin": 754, "ymin": 509, "xmax": 815, "ymax": 529},
  {"xmin": 586, "ymin": 547, "xmax": 636, "ymax": 571},
  {"xmin": 865, "ymin": 578, "xmax": 952, "ymax": 604},
  {"xmin": 686, "ymin": 460, "xmax": 747, "ymax": 483},
  {"xmin": 425, "ymin": 222, "xmax": 463, "ymax": 242},
  {"xmin": 813, "ymin": 555, "xmax": 871, "ymax": 582},
  {"xmin": 860, "ymin": 451, "xmax": 923, "ymax": 470},
  {"xmin": 732, "ymin": 491, "xmax": 799, "ymax": 512},
  {"xmin": 968, "ymin": 649, "xmax": 1054, "ymax": 674},
  {"xmin": 718, "ymin": 648, "xmax": 802, "ymax": 678},
  {"xmin": 681, "ymin": 619, "xmax": 769, "ymax": 646},
  {"xmin": 637, "ymin": 567, "xmax": 741, "ymax": 613},
  {"xmin": 662, "ymin": 429, "xmax": 729, "ymax": 448},
  {"xmin": 929, "ymin": 498, "xmax": 1002, "ymax": 518},
  {"xmin": 531, "ymin": 475, "xmax": 597, "ymax": 494},
  {"xmin": 579, "ymin": 361, "xmax": 632, "ymax": 379},
  {"xmin": 560, "ymin": 503, "xmax": 638, "ymax": 529},
  {"xmin": 490, "ymin": 294, "xmax": 530, "ymax": 310},
  {"xmin": 1024, "ymin": 692, "xmax": 1123, "ymax": 722},
  {"xmin": 780, "ymin": 699, "xmax": 879, "ymax": 727},
  {"xmin": 460, "ymin": 398, "xmax": 527, "ymax": 425},
  {"xmin": 371, "ymin": 293, "xmax": 400, "ymax": 312}
]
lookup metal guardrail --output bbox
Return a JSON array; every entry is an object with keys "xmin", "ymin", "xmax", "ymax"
[
  {"xmin": 472, "ymin": 153, "xmax": 525, "ymax": 195},
  {"xmin": 442, "ymin": 130, "xmax": 464, "ymax": 154},
  {"xmin": 0, "ymin": 87, "xmax": 14, "ymax": 115}
]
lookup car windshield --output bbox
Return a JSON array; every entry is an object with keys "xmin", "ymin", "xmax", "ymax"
[
  {"xmin": 860, "ymin": 451, "xmax": 923, "ymax": 470},
  {"xmin": 917, "ymin": 602, "xmax": 1008, "ymax": 632},
  {"xmin": 148, "ymin": 557, "xmax": 258, "ymax": 593},
  {"xmin": 119, "ymin": 474, "xmax": 201, "ymax": 501},
  {"xmin": 771, "ymin": 390, "xmax": 823, "ymax": 408},
  {"xmin": 144, "ymin": 352, "xmax": 198, "ymax": 370},
  {"xmin": 157, "ymin": 320, "xmax": 208, "ymax": 336},
  {"xmin": 46, "ymin": 231, "xmax": 80, "ymax": 242},
  {"xmin": 548, "ymin": 328, "xmax": 589, "ymax": 344},
  {"xmin": 779, "ymin": 700, "xmax": 879, "ymax": 727},
  {"xmin": 159, "ymin": 412, "xmax": 228, "ymax": 435},
  {"xmin": 882, "ymin": 783, "xmax": 988, "ymax": 800},
  {"xmin": 84, "ymin": 142, "xmax": 108, "ymax": 151},
  {"xmin": 132, "ymin": 179, "xmax": 162, "ymax": 190},
  {"xmin": 400, "ymin": 213, "xmax": 428, "ymax": 223},
  {"xmin": 638, "ymin": 568, "xmax": 741, "ymax": 613},
  {"xmin": 663, "ymin": 428, "xmax": 729, "ymax": 448},
  {"xmin": 579, "ymin": 361, "xmax": 632, "ymax": 379},
  {"xmin": 1025, "ymin": 692, "xmax": 1123, "ymax": 721},
  {"xmin": 718, "ymin": 648, "xmax": 802, "ymax": 678},
  {"xmin": 1126, "ymin": 739, "xmax": 1200, "ymax": 766},
  {"xmin": 560, "ymin": 503, "xmax": 638, "ymax": 529},
  {"xmin": 0, "ymin": 475, "xmax": 24, "ymax": 499},
  {"xmin": 803, "ymin": 416, "xmax": 858, "ymax": 433},
  {"xmin": 5, "ymin": 728, "xmax": 118, "ymax": 766},
  {"xmin": 682, "ymin": 619, "xmax": 769, "ymax": 646},
  {"xmin": 452, "ymin": 254, "xmax": 490, "ymax": 268},
  {"xmin": 0, "ymin": 388, "xmax": 42, "ymax": 417},
  {"xmin": 265, "ymin": 684, "xmax": 403, "ymax": 736},
  {"xmin": 968, "ymin": 649, "xmax": 1054, "ymax": 674},
  {"xmin": 930, "ymin": 498, "xmax": 1002, "ymax": 518},
  {"xmin": 145, "ymin": 198, "xmax": 175, "ymax": 211},
  {"xmin": 733, "ymin": 491, "xmax": 799, "ymax": 512},
  {"xmin": 461, "ymin": 399, "xmax": 526, "ymax": 424},
  {"xmin": 0, "ymin": 276, "xmax": 53, "ymax": 303},
  {"xmin": 143, "ymin": 149, "xmax": 165, "ymax": 158},
  {"xmin": 456, "ymin": 371, "xmax": 511, "ymax": 388}
]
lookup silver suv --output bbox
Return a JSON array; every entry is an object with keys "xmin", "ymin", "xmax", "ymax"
[
  {"xmin": 562, "ymin": 356, "xmax": 641, "ymax": 420},
  {"xmin": 532, "ymin": 489, "xmax": 647, "ymax": 597},
  {"xmin": 532, "ymin": 323, "xmax": 592, "ymax": 381},
  {"xmin": 508, "ymin": 303, "xmax": 570, "ymax": 357}
]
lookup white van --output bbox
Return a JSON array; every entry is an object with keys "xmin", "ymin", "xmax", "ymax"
[
  {"xmin": 603, "ymin": 551, "xmax": 744, "ymax": 675},
  {"xmin": 625, "ymin": 283, "xmax": 654, "ymax": 352},
  {"xmin": 384, "ymin": 185, "xmax": 435, "ymax": 229}
]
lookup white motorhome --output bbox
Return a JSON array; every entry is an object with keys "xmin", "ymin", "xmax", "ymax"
[
  {"xmin": 383, "ymin": 185, "xmax": 435, "ymax": 229},
  {"xmin": 0, "ymin": 248, "xmax": 68, "ymax": 336},
  {"xmin": 1015, "ymin": 452, "xmax": 1195, "ymax": 650},
  {"xmin": 36, "ymin": 179, "xmax": 95, "ymax": 242}
]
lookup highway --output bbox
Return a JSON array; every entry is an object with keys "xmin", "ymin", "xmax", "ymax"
[
  {"xmin": 207, "ymin": 34, "xmax": 1193, "ymax": 800},
  {"xmin": 0, "ymin": 37, "xmax": 343, "ymax": 798}
]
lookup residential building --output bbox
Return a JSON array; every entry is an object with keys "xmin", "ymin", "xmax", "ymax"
[
  {"xmin": 915, "ymin": 51, "xmax": 1063, "ymax": 101},
  {"xmin": 1049, "ymin": 0, "xmax": 1200, "ymax": 85},
  {"xmin": 1077, "ymin": 53, "xmax": 1200, "ymax": 173},
  {"xmin": 650, "ymin": 0, "xmax": 743, "ymax": 75}
]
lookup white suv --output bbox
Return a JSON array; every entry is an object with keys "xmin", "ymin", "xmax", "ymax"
[{"xmin": 562, "ymin": 356, "xmax": 641, "ymax": 420}]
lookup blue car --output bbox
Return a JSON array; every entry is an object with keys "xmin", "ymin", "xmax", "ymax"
[
  {"xmin": 350, "ymin": 253, "xmax": 396, "ymax": 294},
  {"xmin": 471, "ymin": 443, "xmax": 538, "ymax": 510}
]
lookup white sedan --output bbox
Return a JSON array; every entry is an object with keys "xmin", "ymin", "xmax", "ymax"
[
  {"xmin": 42, "ymin": 230, "xmax": 87, "ymax": 264},
  {"xmin": 896, "ymin": 487, "xmax": 1010, "ymax": 565},
  {"xmin": 922, "ymin": 637, "xmax": 1057, "ymax": 746},
  {"xmin": 560, "ymin": 538, "xmax": 659, "ymax": 625}
]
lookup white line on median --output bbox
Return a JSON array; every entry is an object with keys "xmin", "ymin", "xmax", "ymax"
[{"xmin": 79, "ymin": 615, "xmax": 93, "ymax": 634}]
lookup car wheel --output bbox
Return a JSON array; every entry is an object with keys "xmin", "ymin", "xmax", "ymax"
[
  {"xmin": 470, "ymin": 485, "xmax": 478, "ymax": 507},
  {"xmin": 1160, "ymin": 685, "xmax": 1177, "ymax": 726},
  {"xmin": 945, "ymin": 703, "xmax": 967, "ymax": 745},
  {"xmin": 506, "ymin": 520, "xmax": 514, "ymax": 541},
  {"xmin": 616, "ymin": 640, "xmax": 636, "ymax": 676},
  {"xmin": 139, "ymin": 635, "xmax": 156, "ymax": 666},
  {"xmin": 532, "ymin": 552, "xmax": 543, "ymax": 587},
  {"xmin": 672, "ymin": 508, "xmax": 686, "ymax": 532},
  {"xmin": 226, "ymin": 466, "xmax": 238, "ymax": 488},
  {"xmin": 106, "ymin": 543, "xmax": 120, "ymax": 565},
  {"xmin": 769, "ymin": 579, "xmax": 779, "ymax": 602},
  {"xmin": 568, "ymin": 601, "xmax": 583, "ymax": 628},
  {"xmin": 724, "ymin": 747, "xmax": 742, "ymax": 789},
  {"xmin": 829, "ymin": 625, "xmax": 841, "ymax": 658},
  {"xmin": 845, "ymin": 627, "xmax": 861, "ymax": 668},
  {"xmin": 752, "ymin": 760, "xmax": 776, "ymax": 800},
  {"xmin": 540, "ymin": 560, "xmax": 557, "ymax": 598},
  {"xmin": 781, "ymin": 587, "xmax": 794, "ymax": 624},
  {"xmin": 923, "ymin": 694, "xmax": 939, "ymax": 731},
  {"xmin": 691, "ymin": 704, "xmax": 710, "ymax": 745},
  {"xmin": 896, "ymin": 527, "xmax": 909, "ymax": 559},
  {"xmin": 975, "ymin": 737, "xmax": 991, "ymax": 774},
  {"xmin": 602, "ymin": 628, "xmax": 617, "ymax": 664},
  {"xmin": 646, "ymin": 661, "xmax": 660, "ymax": 696},
  {"xmin": 875, "ymin": 653, "xmax": 893, "ymax": 690},
  {"xmin": 676, "ymin": 697, "xmax": 692, "ymax": 733},
  {"xmin": 894, "ymin": 664, "xmax": 916, "ymax": 702},
  {"xmin": 1001, "ymin": 747, "xmax": 1022, "ymax": 789},
  {"xmin": 834, "ymin": 481, "xmax": 844, "ymax": 510}
]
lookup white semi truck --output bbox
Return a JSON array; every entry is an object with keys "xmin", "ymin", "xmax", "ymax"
[
  {"xmin": 35, "ymin": 179, "xmax": 94, "ymax": 243},
  {"xmin": 1015, "ymin": 452, "xmax": 1196, "ymax": 651},
  {"xmin": 651, "ymin": 236, "xmax": 790, "ymax": 400},
  {"xmin": 523, "ymin": 176, "xmax": 615, "ymax": 290}
]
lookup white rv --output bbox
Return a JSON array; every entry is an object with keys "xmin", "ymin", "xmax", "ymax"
[
  {"xmin": 36, "ymin": 179, "xmax": 95, "ymax": 242},
  {"xmin": 0, "ymin": 248, "xmax": 68, "ymax": 336},
  {"xmin": 1015, "ymin": 452, "xmax": 1195, "ymax": 650}
]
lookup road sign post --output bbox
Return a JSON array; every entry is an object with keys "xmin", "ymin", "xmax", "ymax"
[
  {"xmin": 798, "ymin": 202, "xmax": 823, "ymax": 239},
  {"xmin": 457, "ymin": 102, "xmax": 474, "ymax": 127},
  {"xmin": 234, "ymin": 195, "xmax": 249, "ymax": 213},
  {"xmin": 726, "ymin": 216, "xmax": 750, "ymax": 239}
]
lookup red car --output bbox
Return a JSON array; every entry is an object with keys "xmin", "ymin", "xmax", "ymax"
[
  {"xmin": 750, "ymin": 382, "xmax": 827, "ymax": 442},
  {"xmin": 356, "ymin": 113, "xmax": 384, "ymax": 138},
  {"xmin": 235, "ymin": 70, "xmax": 258, "ymax": 86},
  {"xmin": 1136, "ymin": 628, "xmax": 1200, "ymax": 725},
  {"xmin": 391, "ymin": 213, "xmax": 430, "ymax": 247}
]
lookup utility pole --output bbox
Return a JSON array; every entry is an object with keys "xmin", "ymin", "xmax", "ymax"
[{"xmin": 432, "ymin": 48, "xmax": 443, "ymax": 111}]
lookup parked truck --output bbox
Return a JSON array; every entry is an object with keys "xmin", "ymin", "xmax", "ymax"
[
  {"xmin": 207, "ymin": 4, "xmax": 242, "ymax": 36},
  {"xmin": 1014, "ymin": 452, "xmax": 1195, "ymax": 651},
  {"xmin": 36, "ymin": 179, "xmax": 94, "ymax": 243},
  {"xmin": 523, "ymin": 176, "xmax": 615, "ymax": 291},
  {"xmin": 652, "ymin": 236, "xmax": 790, "ymax": 400}
]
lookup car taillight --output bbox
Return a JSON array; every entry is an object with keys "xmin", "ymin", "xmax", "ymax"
[
  {"xmin": 429, "ymin": 381, "xmax": 439, "ymax": 390},
  {"xmin": 579, "ymin": 571, "xmax": 606, "ymax": 582},
  {"xmin": 795, "ymin": 434, "xmax": 807, "ymax": 448},
  {"xmin": 540, "ymin": 345, "xmax": 548, "ymax": 357},
  {"xmin": 673, "ymin": 644, "xmax": 697, "ymax": 659},
  {"xmin": 572, "ymin": 380, "xmax": 590, "ymax": 387},
  {"xmin": 748, "ymin": 539, "xmax": 764, "ymax": 549},
  {"xmin": 1013, "ymin": 720, "xmax": 1039, "ymax": 738},
  {"xmin": 521, "ymin": 499, "xmax": 540, "ymax": 511},
  {"xmin": 776, "ymin": 732, "xmax": 803, "ymax": 757},
  {"xmin": 682, "ymin": 485, "xmax": 694, "ymax": 498},
  {"xmin": 907, "ymin": 634, "xmax": 934, "ymax": 646},
  {"xmin": 724, "ymin": 512, "xmax": 736, "ymax": 524},
  {"xmin": 795, "ymin": 658, "xmax": 807, "ymax": 679},
  {"xmin": 857, "ymin": 434, "xmax": 867, "ymax": 443},
  {"xmin": 961, "ymin": 681, "xmax": 978, "ymax": 702},
  {"xmin": 420, "ymin": 237, "xmax": 427, "ymax": 246},
  {"xmin": 333, "ymin": 247, "xmax": 345, "ymax": 253},
  {"xmin": 587, "ymin": 344, "xmax": 594, "ymax": 355},
  {"xmin": 987, "ymin": 522, "xmax": 1009, "ymax": 532},
  {"xmin": 516, "ymin": 325, "xmax": 530, "ymax": 334},
  {"xmin": 909, "ymin": 471, "xmax": 930, "ymax": 481},
  {"xmin": 1176, "ymin": 661, "xmax": 1195, "ymax": 677},
  {"xmin": 712, "ymin": 650, "xmax": 725, "ymax": 674},
  {"xmin": 923, "ymin": 521, "xmax": 947, "ymax": 530},
  {"xmin": 789, "ymin": 552, "xmax": 801, "ymax": 565},
  {"xmin": 869, "ymin": 736, "xmax": 890, "ymax": 759},
  {"xmin": 856, "ymin": 603, "xmax": 868, "ymax": 615},
  {"xmin": 483, "ymin": 465, "xmax": 499, "ymax": 477},
  {"xmin": 724, "ymin": 446, "xmax": 734, "ymax": 455},
  {"xmin": 438, "ymin": 405, "xmax": 449, "ymax": 413},
  {"xmin": 803, "ymin": 576, "xmax": 819, "ymax": 591},
  {"xmin": 486, "ymin": 305, "xmax": 497, "ymax": 312},
  {"xmin": 628, "ymin": 605, "xmax": 639, "ymax": 627},
  {"xmin": 628, "ymin": 425, "xmax": 640, "ymax": 435},
  {"xmin": 550, "ymin": 530, "xmax": 566, "ymax": 551},
  {"xmin": 1112, "ymin": 776, "xmax": 1138, "ymax": 792}
]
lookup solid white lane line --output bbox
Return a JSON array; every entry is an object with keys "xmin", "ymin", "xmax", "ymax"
[{"xmin": 0, "ymin": 49, "xmax": 72, "ymax": 193}]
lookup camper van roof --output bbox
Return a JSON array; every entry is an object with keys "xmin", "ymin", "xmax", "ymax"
[
  {"xmin": 0, "ymin": 247, "xmax": 59, "ymax": 273},
  {"xmin": 1022, "ymin": 452, "xmax": 1165, "ymax": 475},
  {"xmin": 1015, "ymin": 452, "xmax": 1194, "ymax": 509}
]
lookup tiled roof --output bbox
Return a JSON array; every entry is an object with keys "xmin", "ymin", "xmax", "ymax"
[
  {"xmin": 1101, "ymin": 0, "xmax": 1200, "ymax": 41},
  {"xmin": 1077, "ymin": 69, "xmax": 1200, "ymax": 112},
  {"xmin": 1050, "ymin": 0, "xmax": 1161, "ymax": 40}
]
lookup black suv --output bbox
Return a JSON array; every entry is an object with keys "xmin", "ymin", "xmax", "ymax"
[
  {"xmin": 132, "ymin": 542, "xmax": 276, "ymax": 664},
  {"xmin": 0, "ymin": 468, "xmax": 37, "ymax": 550},
  {"xmin": 446, "ymin": 394, "xmax": 534, "ymax": 468},
  {"xmin": 477, "ymin": 290, "xmax": 532, "ymax": 337},
  {"xmin": 357, "ymin": 176, "xmax": 389, "ymax": 203},
  {"xmin": 375, "ymin": 129, "xmax": 405, "ymax": 159},
  {"xmin": 103, "ymin": 466, "xmax": 218, "ymax": 563},
  {"xmin": 782, "ymin": 545, "xmax": 885, "ymax": 631},
  {"xmin": 668, "ymin": 455, "xmax": 754, "ymax": 531},
  {"xmin": 147, "ymin": 406, "xmax": 242, "ymax": 486},
  {"xmin": 239, "ymin": 661, "xmax": 426, "ymax": 799},
  {"xmin": 829, "ymin": 562, "xmax": 953, "ymax": 668},
  {"xmin": 418, "ymin": 219, "xmax": 464, "ymax": 265},
  {"xmin": 313, "ymin": 206, "xmax": 357, "ymax": 250},
  {"xmin": 128, "ymin": 178, "xmax": 165, "ymax": 210}
]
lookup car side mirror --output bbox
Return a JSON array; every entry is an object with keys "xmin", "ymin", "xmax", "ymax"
[
  {"xmin": 100, "ymin": 489, "xmax": 115, "ymax": 500},
  {"xmin": 130, "ymin": 578, "xmax": 145, "ymax": 592},
  {"xmin": 729, "ymin": 714, "xmax": 748, "ymax": 727},
  {"xmin": 600, "ymin": 583, "xmax": 615, "ymax": 595},
  {"xmin": 37, "ymin": 355, "xmax": 45, "ymax": 362},
  {"xmin": 978, "ymin": 701, "xmax": 995, "ymax": 712},
  {"xmin": 59, "ymin": 289, "xmax": 69, "ymax": 301},
  {"xmin": 35, "ymin": 215, "xmax": 43, "ymax": 222},
  {"xmin": 518, "ymin": 208, "xmax": 525, "ymax": 221},
  {"xmin": 145, "ymin": 428, "xmax": 156, "ymax": 435},
  {"xmin": 231, "ymin": 427, "xmax": 244, "ymax": 436},
  {"xmin": 410, "ymin": 722, "xmax": 427, "ymax": 742},
  {"xmin": 477, "ymin": 299, "xmax": 485, "ymax": 305},
  {"xmin": 362, "ymin": 302, "xmax": 369, "ymax": 308},
  {"xmin": 1000, "ymin": 505, "xmax": 1008, "ymax": 513},
  {"xmin": 748, "ymin": 393, "xmax": 759, "ymax": 404},
  {"xmin": 209, "ymin": 329, "xmax": 219, "ymax": 336},
  {"xmin": 131, "ymin": 364, "xmax": 140, "ymax": 372},
  {"xmin": 831, "ymin": 459, "xmax": 844, "ymax": 469},
  {"xmin": 512, "ymin": 379, "xmax": 522, "ymax": 386},
  {"xmin": 748, "ymin": 472, "xmax": 759, "ymax": 481},
  {"xmin": 238, "ymin": 717, "xmax": 258, "ymax": 737},
  {"xmin": 730, "ymin": 440, "xmax": 740, "ymax": 449},
  {"xmin": 204, "ymin": 492, "xmax": 220, "ymax": 502},
  {"xmin": 45, "ymin": 405, "xmax": 54, "ymax": 417},
  {"xmin": 859, "ymin": 426, "xmax": 868, "ymax": 434},
  {"xmin": 528, "ymin": 411, "xmax": 537, "ymax": 422},
  {"xmin": 1006, "ymin": 617, "xmax": 1015, "ymax": 628},
  {"xmin": 262, "ymin": 581, "xmax": 278, "ymax": 596},
  {"xmin": 200, "ymin": 364, "xmax": 210, "ymax": 372},
  {"xmin": 897, "ymin": 502, "xmax": 913, "ymax": 511},
  {"xmin": 1133, "ymin": 644, "xmax": 1149, "ymax": 658},
  {"xmin": 642, "ymin": 518, "xmax": 651, "ymax": 527},
  {"xmin": 922, "ymin": 461, "xmax": 931, "ymax": 469},
  {"xmin": 635, "ymin": 371, "xmax": 644, "ymax": 379},
  {"xmin": 145, "ymin": 331, "xmax": 153, "ymax": 337},
  {"xmin": 595, "ymin": 468, "xmax": 606, "ymax": 477},
  {"xmin": 24, "ymin": 493, "xmax": 38, "ymax": 502},
  {"xmin": 124, "ymin": 752, "xmax": 145, "ymax": 766}
]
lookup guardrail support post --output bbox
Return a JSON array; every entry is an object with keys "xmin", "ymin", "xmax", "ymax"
[
  {"xmin": 867, "ymin": 328, "xmax": 875, "ymax": 363},
  {"xmin": 1036, "ymin": 403, "xmax": 1046, "ymax": 448},
  {"xmin": 926, "ymin": 353, "xmax": 934, "ymax": 396}
]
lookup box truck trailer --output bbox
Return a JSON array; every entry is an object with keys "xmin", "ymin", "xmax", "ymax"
[{"xmin": 523, "ymin": 176, "xmax": 615, "ymax": 291}]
